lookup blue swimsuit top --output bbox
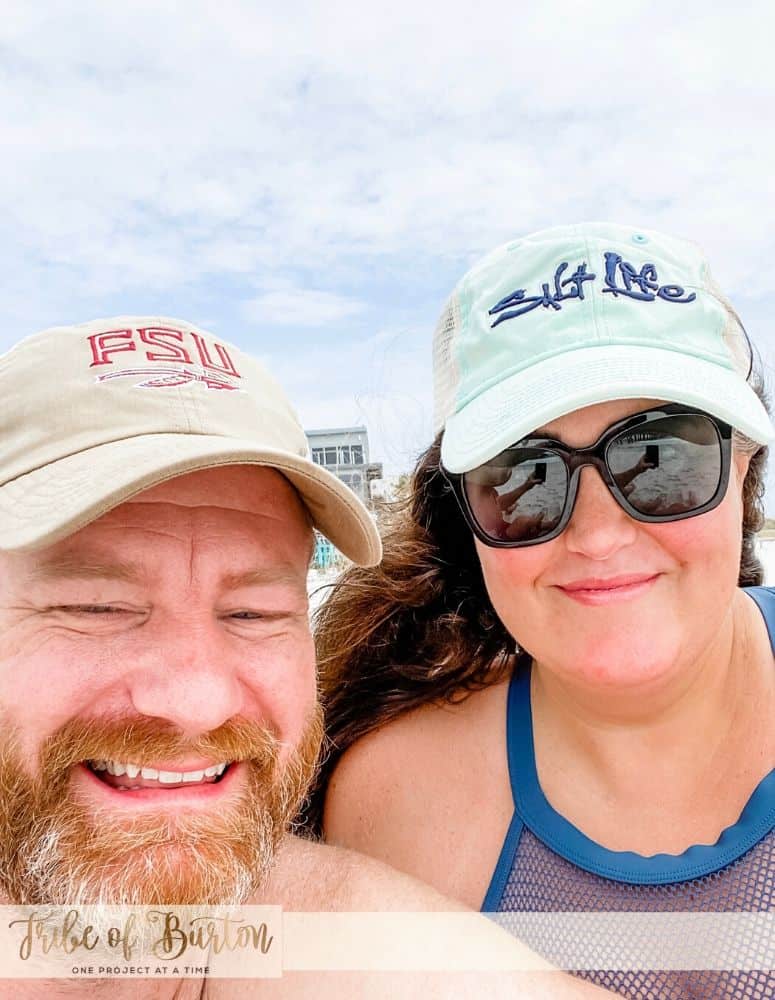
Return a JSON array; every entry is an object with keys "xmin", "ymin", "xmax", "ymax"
[{"xmin": 483, "ymin": 586, "xmax": 775, "ymax": 998}]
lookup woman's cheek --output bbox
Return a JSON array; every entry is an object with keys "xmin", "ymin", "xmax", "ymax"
[
  {"xmin": 474, "ymin": 539, "xmax": 556, "ymax": 627},
  {"xmin": 645, "ymin": 495, "xmax": 744, "ymax": 574}
]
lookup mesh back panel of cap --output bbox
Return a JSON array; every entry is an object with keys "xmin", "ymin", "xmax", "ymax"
[
  {"xmin": 432, "ymin": 293, "xmax": 461, "ymax": 435},
  {"xmin": 704, "ymin": 271, "xmax": 755, "ymax": 381},
  {"xmin": 495, "ymin": 826, "xmax": 774, "ymax": 998}
]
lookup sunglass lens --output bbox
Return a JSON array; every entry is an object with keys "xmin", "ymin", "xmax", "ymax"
[
  {"xmin": 607, "ymin": 414, "xmax": 722, "ymax": 517},
  {"xmin": 464, "ymin": 448, "xmax": 568, "ymax": 542}
]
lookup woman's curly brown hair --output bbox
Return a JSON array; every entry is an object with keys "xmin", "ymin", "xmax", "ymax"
[{"xmin": 302, "ymin": 377, "xmax": 770, "ymax": 833}]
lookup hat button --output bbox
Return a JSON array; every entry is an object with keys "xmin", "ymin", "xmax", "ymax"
[{"xmin": 632, "ymin": 233, "xmax": 648, "ymax": 245}]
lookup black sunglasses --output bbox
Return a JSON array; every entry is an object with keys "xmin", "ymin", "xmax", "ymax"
[{"xmin": 442, "ymin": 405, "xmax": 733, "ymax": 548}]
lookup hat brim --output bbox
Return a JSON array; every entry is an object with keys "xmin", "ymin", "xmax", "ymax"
[
  {"xmin": 0, "ymin": 433, "xmax": 382, "ymax": 566},
  {"xmin": 441, "ymin": 344, "xmax": 775, "ymax": 473}
]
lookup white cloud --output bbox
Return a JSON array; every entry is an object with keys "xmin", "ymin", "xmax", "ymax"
[
  {"xmin": 3, "ymin": 0, "xmax": 774, "ymax": 291},
  {"xmin": 259, "ymin": 323, "xmax": 434, "ymax": 475},
  {"xmin": 242, "ymin": 287, "xmax": 364, "ymax": 327},
  {"xmin": 2, "ymin": 0, "xmax": 775, "ymax": 501}
]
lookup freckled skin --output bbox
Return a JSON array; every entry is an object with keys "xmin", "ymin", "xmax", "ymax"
[{"xmin": 0, "ymin": 465, "xmax": 317, "ymax": 774}]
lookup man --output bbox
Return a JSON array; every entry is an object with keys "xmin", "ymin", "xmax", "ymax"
[{"xmin": 0, "ymin": 318, "xmax": 607, "ymax": 998}]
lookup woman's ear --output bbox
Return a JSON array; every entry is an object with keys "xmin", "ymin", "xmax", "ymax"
[{"xmin": 733, "ymin": 450, "xmax": 752, "ymax": 491}]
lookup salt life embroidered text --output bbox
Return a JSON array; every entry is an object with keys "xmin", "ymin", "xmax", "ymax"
[
  {"xmin": 489, "ymin": 263, "xmax": 595, "ymax": 327},
  {"xmin": 602, "ymin": 253, "xmax": 696, "ymax": 303},
  {"xmin": 489, "ymin": 253, "xmax": 696, "ymax": 328}
]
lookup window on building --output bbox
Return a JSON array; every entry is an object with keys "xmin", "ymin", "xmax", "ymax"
[
  {"xmin": 338, "ymin": 446, "xmax": 351, "ymax": 465},
  {"xmin": 324, "ymin": 447, "xmax": 337, "ymax": 465},
  {"xmin": 312, "ymin": 449, "xmax": 324, "ymax": 465},
  {"xmin": 351, "ymin": 445, "xmax": 364, "ymax": 465}
]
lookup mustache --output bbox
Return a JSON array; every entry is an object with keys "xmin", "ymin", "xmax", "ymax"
[
  {"xmin": 0, "ymin": 705, "xmax": 325, "ymax": 905},
  {"xmin": 37, "ymin": 716, "xmax": 280, "ymax": 784}
]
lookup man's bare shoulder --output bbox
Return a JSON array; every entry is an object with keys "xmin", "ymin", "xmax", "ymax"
[
  {"xmin": 255, "ymin": 834, "xmax": 466, "ymax": 911},
  {"xmin": 210, "ymin": 970, "xmax": 609, "ymax": 1000},
  {"xmin": 0, "ymin": 977, "xmax": 203, "ymax": 999},
  {"xmin": 219, "ymin": 837, "xmax": 611, "ymax": 999},
  {"xmin": 221, "ymin": 836, "xmax": 610, "ymax": 999}
]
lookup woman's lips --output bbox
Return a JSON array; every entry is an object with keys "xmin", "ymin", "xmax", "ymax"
[{"xmin": 556, "ymin": 573, "xmax": 661, "ymax": 605}]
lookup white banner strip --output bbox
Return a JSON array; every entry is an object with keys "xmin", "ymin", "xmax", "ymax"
[{"xmin": 0, "ymin": 908, "xmax": 771, "ymax": 978}]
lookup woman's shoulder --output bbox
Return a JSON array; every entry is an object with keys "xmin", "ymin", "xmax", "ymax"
[
  {"xmin": 322, "ymin": 678, "xmax": 514, "ymax": 906},
  {"xmin": 325, "ymin": 678, "xmax": 512, "ymax": 820}
]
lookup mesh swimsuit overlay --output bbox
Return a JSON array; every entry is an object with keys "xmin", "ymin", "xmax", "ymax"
[{"xmin": 483, "ymin": 586, "xmax": 775, "ymax": 999}]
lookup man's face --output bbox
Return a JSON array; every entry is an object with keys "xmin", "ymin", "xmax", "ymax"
[{"xmin": 0, "ymin": 465, "xmax": 322, "ymax": 905}]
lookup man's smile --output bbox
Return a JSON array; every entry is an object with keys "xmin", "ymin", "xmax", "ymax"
[
  {"xmin": 88, "ymin": 758, "xmax": 229, "ymax": 788},
  {"xmin": 77, "ymin": 758, "xmax": 240, "ymax": 805}
]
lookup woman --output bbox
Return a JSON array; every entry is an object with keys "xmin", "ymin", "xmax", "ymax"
[{"xmin": 310, "ymin": 224, "xmax": 775, "ymax": 997}]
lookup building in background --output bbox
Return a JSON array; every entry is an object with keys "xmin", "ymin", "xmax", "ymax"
[
  {"xmin": 305, "ymin": 425, "xmax": 382, "ymax": 505},
  {"xmin": 306, "ymin": 426, "xmax": 383, "ymax": 568}
]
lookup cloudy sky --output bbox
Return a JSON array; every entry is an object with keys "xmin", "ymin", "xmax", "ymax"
[{"xmin": 3, "ymin": 1, "xmax": 775, "ymax": 502}]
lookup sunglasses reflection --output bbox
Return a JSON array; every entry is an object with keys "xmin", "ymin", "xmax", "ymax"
[
  {"xmin": 459, "ymin": 409, "xmax": 728, "ymax": 546},
  {"xmin": 618, "ymin": 448, "xmax": 659, "ymax": 496},
  {"xmin": 483, "ymin": 445, "xmax": 703, "ymax": 541},
  {"xmin": 616, "ymin": 446, "xmax": 703, "ymax": 516},
  {"xmin": 490, "ymin": 465, "xmax": 556, "ymax": 541}
]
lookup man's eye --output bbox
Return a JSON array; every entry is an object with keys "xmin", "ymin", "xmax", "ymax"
[
  {"xmin": 228, "ymin": 611, "xmax": 265, "ymax": 620},
  {"xmin": 54, "ymin": 605, "xmax": 125, "ymax": 614}
]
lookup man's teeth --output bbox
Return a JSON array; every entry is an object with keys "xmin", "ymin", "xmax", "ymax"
[{"xmin": 90, "ymin": 760, "xmax": 228, "ymax": 783}]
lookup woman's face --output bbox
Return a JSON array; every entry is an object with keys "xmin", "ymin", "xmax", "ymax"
[{"xmin": 474, "ymin": 398, "xmax": 751, "ymax": 691}]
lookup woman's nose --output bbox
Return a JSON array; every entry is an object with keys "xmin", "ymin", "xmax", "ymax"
[{"xmin": 563, "ymin": 466, "xmax": 638, "ymax": 559}]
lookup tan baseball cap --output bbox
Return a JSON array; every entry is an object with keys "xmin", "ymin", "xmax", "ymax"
[{"xmin": 0, "ymin": 316, "xmax": 382, "ymax": 566}]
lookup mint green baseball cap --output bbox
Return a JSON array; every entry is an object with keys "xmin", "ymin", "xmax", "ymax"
[{"xmin": 434, "ymin": 222, "xmax": 774, "ymax": 474}]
